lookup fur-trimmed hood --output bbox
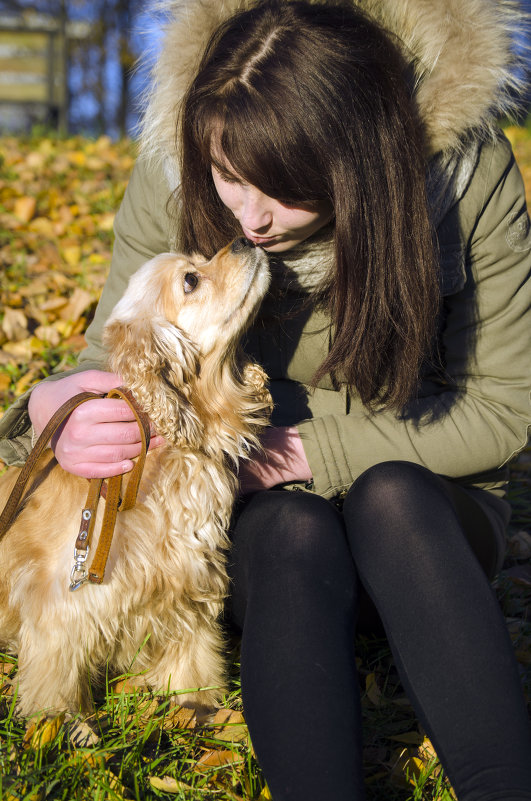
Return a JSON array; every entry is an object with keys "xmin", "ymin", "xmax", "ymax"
[{"xmin": 139, "ymin": 0, "xmax": 528, "ymax": 164}]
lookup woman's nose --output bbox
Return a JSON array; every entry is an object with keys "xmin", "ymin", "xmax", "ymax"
[{"xmin": 239, "ymin": 188, "xmax": 272, "ymax": 232}]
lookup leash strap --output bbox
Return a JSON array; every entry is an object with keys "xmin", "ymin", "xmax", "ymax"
[
  {"xmin": 0, "ymin": 387, "xmax": 151, "ymax": 591},
  {"xmin": 0, "ymin": 391, "xmax": 103, "ymax": 540},
  {"xmin": 85, "ymin": 387, "xmax": 151, "ymax": 585}
]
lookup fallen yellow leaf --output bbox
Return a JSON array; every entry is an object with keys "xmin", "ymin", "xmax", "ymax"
[
  {"xmin": 88, "ymin": 253, "xmax": 109, "ymax": 265},
  {"xmin": 24, "ymin": 713, "xmax": 65, "ymax": 749},
  {"xmin": 1, "ymin": 308, "xmax": 28, "ymax": 341},
  {"xmin": 66, "ymin": 751, "xmax": 108, "ymax": 770},
  {"xmin": 27, "ymin": 217, "xmax": 55, "ymax": 237},
  {"xmin": 34, "ymin": 325, "xmax": 61, "ymax": 346},
  {"xmin": 67, "ymin": 150, "xmax": 87, "ymax": 167},
  {"xmin": 2, "ymin": 339, "xmax": 34, "ymax": 362},
  {"xmin": 389, "ymin": 747, "xmax": 424, "ymax": 787},
  {"xmin": 59, "ymin": 287, "xmax": 93, "ymax": 323},
  {"xmin": 418, "ymin": 735, "xmax": 439, "ymax": 763},
  {"xmin": 211, "ymin": 709, "xmax": 249, "ymax": 743},
  {"xmin": 365, "ymin": 672, "xmax": 384, "ymax": 706},
  {"xmin": 62, "ymin": 245, "xmax": 81, "ymax": 267},
  {"xmin": 14, "ymin": 196, "xmax": 36, "ymax": 223},
  {"xmin": 25, "ymin": 151, "xmax": 47, "ymax": 170},
  {"xmin": 162, "ymin": 704, "xmax": 197, "ymax": 730},
  {"xmin": 149, "ymin": 776, "xmax": 196, "ymax": 793},
  {"xmin": 40, "ymin": 297, "xmax": 68, "ymax": 312},
  {"xmin": 195, "ymin": 748, "xmax": 243, "ymax": 769},
  {"xmin": 14, "ymin": 367, "xmax": 42, "ymax": 396},
  {"xmin": 98, "ymin": 212, "xmax": 115, "ymax": 232}
]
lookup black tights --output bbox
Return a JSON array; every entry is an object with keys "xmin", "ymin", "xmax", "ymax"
[{"xmin": 228, "ymin": 461, "xmax": 531, "ymax": 801}]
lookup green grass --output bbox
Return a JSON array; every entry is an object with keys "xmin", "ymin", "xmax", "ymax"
[{"xmin": 1, "ymin": 649, "xmax": 269, "ymax": 801}]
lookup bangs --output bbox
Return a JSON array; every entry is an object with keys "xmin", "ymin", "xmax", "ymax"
[{"xmin": 195, "ymin": 85, "xmax": 329, "ymax": 204}]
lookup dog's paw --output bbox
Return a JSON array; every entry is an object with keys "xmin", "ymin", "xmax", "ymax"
[{"xmin": 242, "ymin": 362, "xmax": 273, "ymax": 414}]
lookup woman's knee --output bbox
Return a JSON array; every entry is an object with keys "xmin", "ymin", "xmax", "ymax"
[
  {"xmin": 343, "ymin": 461, "xmax": 443, "ymax": 521},
  {"xmin": 229, "ymin": 490, "xmax": 357, "ymax": 629},
  {"xmin": 342, "ymin": 461, "xmax": 454, "ymax": 559},
  {"xmin": 233, "ymin": 489, "xmax": 349, "ymax": 572},
  {"xmin": 345, "ymin": 460, "xmax": 438, "ymax": 506}
]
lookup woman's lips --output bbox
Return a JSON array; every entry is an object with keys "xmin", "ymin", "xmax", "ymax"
[{"xmin": 242, "ymin": 228, "xmax": 279, "ymax": 246}]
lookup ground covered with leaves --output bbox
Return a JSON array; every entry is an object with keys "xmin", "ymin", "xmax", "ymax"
[
  {"xmin": 0, "ymin": 134, "xmax": 134, "ymax": 400},
  {"xmin": 0, "ymin": 132, "xmax": 530, "ymax": 800}
]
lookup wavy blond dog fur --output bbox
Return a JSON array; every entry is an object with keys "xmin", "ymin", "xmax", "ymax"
[{"xmin": 0, "ymin": 240, "xmax": 271, "ymax": 717}]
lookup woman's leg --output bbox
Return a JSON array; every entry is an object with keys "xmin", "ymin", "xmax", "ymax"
[
  {"xmin": 229, "ymin": 490, "xmax": 366, "ymax": 801},
  {"xmin": 342, "ymin": 461, "xmax": 531, "ymax": 801}
]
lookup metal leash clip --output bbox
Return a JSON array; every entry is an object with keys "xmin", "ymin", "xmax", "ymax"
[{"xmin": 69, "ymin": 545, "xmax": 89, "ymax": 592}]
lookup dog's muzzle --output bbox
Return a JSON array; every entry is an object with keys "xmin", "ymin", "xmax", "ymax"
[{"xmin": 231, "ymin": 237, "xmax": 256, "ymax": 253}]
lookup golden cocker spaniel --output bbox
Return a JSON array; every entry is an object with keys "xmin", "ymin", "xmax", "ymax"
[{"xmin": 0, "ymin": 238, "xmax": 271, "ymax": 716}]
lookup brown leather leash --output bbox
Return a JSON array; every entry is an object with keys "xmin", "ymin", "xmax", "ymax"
[{"xmin": 0, "ymin": 386, "xmax": 151, "ymax": 592}]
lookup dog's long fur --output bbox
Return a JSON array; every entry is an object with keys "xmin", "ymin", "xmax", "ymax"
[{"xmin": 0, "ymin": 240, "xmax": 271, "ymax": 717}]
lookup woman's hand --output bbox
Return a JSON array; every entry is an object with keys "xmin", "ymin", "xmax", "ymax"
[
  {"xmin": 28, "ymin": 370, "xmax": 165, "ymax": 479},
  {"xmin": 238, "ymin": 426, "xmax": 312, "ymax": 494}
]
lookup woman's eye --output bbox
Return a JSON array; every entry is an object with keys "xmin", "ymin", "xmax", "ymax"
[
  {"xmin": 184, "ymin": 272, "xmax": 200, "ymax": 293},
  {"xmin": 212, "ymin": 165, "xmax": 244, "ymax": 186}
]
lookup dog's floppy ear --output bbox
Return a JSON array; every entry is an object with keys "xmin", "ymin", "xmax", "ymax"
[{"xmin": 104, "ymin": 316, "xmax": 204, "ymax": 446}]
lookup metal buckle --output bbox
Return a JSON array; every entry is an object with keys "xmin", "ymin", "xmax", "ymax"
[{"xmin": 69, "ymin": 546, "xmax": 89, "ymax": 592}]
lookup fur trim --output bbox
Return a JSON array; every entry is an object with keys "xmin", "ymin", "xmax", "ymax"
[
  {"xmin": 139, "ymin": 0, "xmax": 528, "ymax": 164},
  {"xmin": 358, "ymin": 0, "xmax": 527, "ymax": 154}
]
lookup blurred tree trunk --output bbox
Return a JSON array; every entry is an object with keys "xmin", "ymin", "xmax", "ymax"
[
  {"xmin": 116, "ymin": 0, "xmax": 134, "ymax": 138},
  {"xmin": 59, "ymin": 0, "xmax": 69, "ymax": 133}
]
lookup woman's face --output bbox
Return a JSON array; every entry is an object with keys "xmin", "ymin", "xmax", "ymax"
[{"xmin": 211, "ymin": 161, "xmax": 333, "ymax": 253}]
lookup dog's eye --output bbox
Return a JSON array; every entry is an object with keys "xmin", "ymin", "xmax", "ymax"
[{"xmin": 183, "ymin": 272, "xmax": 200, "ymax": 293}]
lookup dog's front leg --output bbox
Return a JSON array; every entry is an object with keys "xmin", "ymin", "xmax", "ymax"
[
  {"xmin": 15, "ymin": 620, "xmax": 90, "ymax": 717},
  {"xmin": 136, "ymin": 623, "xmax": 227, "ymax": 710}
]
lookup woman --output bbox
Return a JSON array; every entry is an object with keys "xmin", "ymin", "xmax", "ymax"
[{"xmin": 1, "ymin": 1, "xmax": 531, "ymax": 798}]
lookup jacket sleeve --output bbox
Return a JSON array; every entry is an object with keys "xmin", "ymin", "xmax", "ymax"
[
  {"xmin": 0, "ymin": 156, "xmax": 175, "ymax": 466},
  {"xmin": 79, "ymin": 156, "xmax": 175, "ymax": 366},
  {"xmin": 298, "ymin": 137, "xmax": 531, "ymax": 498}
]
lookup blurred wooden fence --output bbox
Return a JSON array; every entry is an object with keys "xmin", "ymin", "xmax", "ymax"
[
  {"xmin": 0, "ymin": 26, "xmax": 66, "ymax": 130},
  {"xmin": 0, "ymin": 15, "xmax": 67, "ymax": 131}
]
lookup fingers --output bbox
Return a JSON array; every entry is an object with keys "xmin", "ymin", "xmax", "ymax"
[
  {"xmin": 75, "ymin": 369, "xmax": 124, "ymax": 394},
  {"xmin": 54, "ymin": 433, "xmax": 166, "ymax": 479},
  {"xmin": 63, "ymin": 459, "xmax": 136, "ymax": 480},
  {"xmin": 27, "ymin": 370, "xmax": 167, "ymax": 479},
  {"xmin": 28, "ymin": 370, "xmax": 124, "ymax": 437},
  {"xmin": 55, "ymin": 438, "xmax": 166, "ymax": 479},
  {"xmin": 54, "ymin": 405, "xmax": 166, "ymax": 476},
  {"xmin": 65, "ymin": 398, "xmax": 146, "ymax": 435}
]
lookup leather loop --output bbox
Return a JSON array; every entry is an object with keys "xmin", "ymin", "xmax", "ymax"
[
  {"xmin": 87, "ymin": 387, "xmax": 151, "ymax": 584},
  {"xmin": 88, "ymin": 472, "xmax": 122, "ymax": 584},
  {"xmin": 0, "ymin": 386, "xmax": 151, "ymax": 589},
  {"xmin": 0, "ymin": 391, "xmax": 103, "ymax": 540}
]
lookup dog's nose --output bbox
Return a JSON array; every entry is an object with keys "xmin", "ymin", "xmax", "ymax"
[{"xmin": 231, "ymin": 237, "xmax": 256, "ymax": 253}]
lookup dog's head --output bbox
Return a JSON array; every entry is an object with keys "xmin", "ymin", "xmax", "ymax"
[{"xmin": 103, "ymin": 238, "xmax": 271, "ymax": 449}]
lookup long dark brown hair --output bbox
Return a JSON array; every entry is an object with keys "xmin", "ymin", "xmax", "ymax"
[{"xmin": 178, "ymin": 0, "xmax": 440, "ymax": 409}]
